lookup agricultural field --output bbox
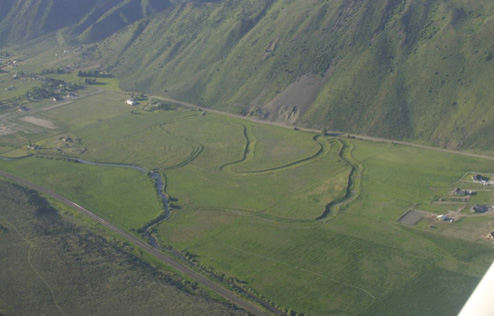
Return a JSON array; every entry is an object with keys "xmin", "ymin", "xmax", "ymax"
[
  {"xmin": 155, "ymin": 137, "xmax": 494, "ymax": 315},
  {"xmin": 0, "ymin": 87, "xmax": 493, "ymax": 316},
  {"xmin": 0, "ymin": 156, "xmax": 161, "ymax": 231},
  {"xmin": 0, "ymin": 181, "xmax": 245, "ymax": 316}
]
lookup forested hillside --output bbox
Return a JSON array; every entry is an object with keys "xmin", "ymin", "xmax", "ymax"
[{"xmin": 2, "ymin": 0, "xmax": 494, "ymax": 150}]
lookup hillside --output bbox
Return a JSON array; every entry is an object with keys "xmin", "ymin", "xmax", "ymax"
[
  {"xmin": 0, "ymin": 0, "xmax": 169, "ymax": 46},
  {"xmin": 2, "ymin": 0, "xmax": 494, "ymax": 150},
  {"xmin": 94, "ymin": 0, "xmax": 494, "ymax": 151},
  {"xmin": 0, "ymin": 181, "xmax": 245, "ymax": 316}
]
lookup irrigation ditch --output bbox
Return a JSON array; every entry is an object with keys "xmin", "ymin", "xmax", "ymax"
[{"xmin": 316, "ymin": 139, "xmax": 363, "ymax": 221}]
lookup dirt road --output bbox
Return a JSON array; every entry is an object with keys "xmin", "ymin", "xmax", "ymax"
[
  {"xmin": 153, "ymin": 96, "xmax": 494, "ymax": 161},
  {"xmin": 0, "ymin": 88, "xmax": 103, "ymax": 134}
]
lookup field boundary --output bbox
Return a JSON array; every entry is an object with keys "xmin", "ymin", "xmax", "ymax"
[
  {"xmin": 164, "ymin": 145, "xmax": 204, "ymax": 170},
  {"xmin": 157, "ymin": 116, "xmax": 205, "ymax": 170}
]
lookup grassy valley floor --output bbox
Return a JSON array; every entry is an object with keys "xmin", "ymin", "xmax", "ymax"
[
  {"xmin": 0, "ymin": 59, "xmax": 493, "ymax": 315},
  {"xmin": 0, "ymin": 181, "xmax": 246, "ymax": 316}
]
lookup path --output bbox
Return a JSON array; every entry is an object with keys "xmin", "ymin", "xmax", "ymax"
[
  {"xmin": 0, "ymin": 170, "xmax": 272, "ymax": 316},
  {"xmin": 1, "ymin": 216, "xmax": 67, "ymax": 315}
]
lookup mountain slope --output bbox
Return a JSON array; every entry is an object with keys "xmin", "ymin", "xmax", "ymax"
[
  {"xmin": 2, "ymin": 0, "xmax": 494, "ymax": 150},
  {"xmin": 0, "ymin": 0, "xmax": 169, "ymax": 46},
  {"xmin": 93, "ymin": 0, "xmax": 494, "ymax": 150}
]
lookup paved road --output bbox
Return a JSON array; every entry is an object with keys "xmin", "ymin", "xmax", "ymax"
[
  {"xmin": 0, "ymin": 170, "xmax": 272, "ymax": 316},
  {"xmin": 153, "ymin": 96, "xmax": 494, "ymax": 161}
]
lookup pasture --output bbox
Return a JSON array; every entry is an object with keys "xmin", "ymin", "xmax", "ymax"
[
  {"xmin": 1, "ymin": 90, "xmax": 494, "ymax": 315},
  {"xmin": 0, "ymin": 181, "xmax": 244, "ymax": 316},
  {"xmin": 0, "ymin": 157, "xmax": 161, "ymax": 231}
]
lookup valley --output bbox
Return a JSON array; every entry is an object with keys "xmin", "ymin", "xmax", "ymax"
[
  {"xmin": 3, "ymin": 0, "xmax": 494, "ymax": 149},
  {"xmin": 1, "ymin": 53, "xmax": 493, "ymax": 314},
  {"xmin": 1, "ymin": 1, "xmax": 494, "ymax": 315}
]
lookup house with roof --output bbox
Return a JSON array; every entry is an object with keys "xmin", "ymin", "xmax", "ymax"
[
  {"xmin": 472, "ymin": 204, "xmax": 492, "ymax": 213},
  {"xmin": 473, "ymin": 174, "xmax": 490, "ymax": 185},
  {"xmin": 126, "ymin": 99, "xmax": 138, "ymax": 106},
  {"xmin": 449, "ymin": 188, "xmax": 475, "ymax": 196},
  {"xmin": 436, "ymin": 214, "xmax": 454, "ymax": 222}
]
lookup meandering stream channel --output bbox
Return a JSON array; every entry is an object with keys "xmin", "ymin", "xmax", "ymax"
[
  {"xmin": 1, "ymin": 155, "xmax": 169, "ymax": 248},
  {"xmin": 71, "ymin": 159, "xmax": 169, "ymax": 248}
]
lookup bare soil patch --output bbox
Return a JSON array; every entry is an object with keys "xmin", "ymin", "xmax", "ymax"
[
  {"xmin": 398, "ymin": 210, "xmax": 424, "ymax": 225},
  {"xmin": 19, "ymin": 116, "xmax": 57, "ymax": 129},
  {"xmin": 0, "ymin": 125, "xmax": 15, "ymax": 136}
]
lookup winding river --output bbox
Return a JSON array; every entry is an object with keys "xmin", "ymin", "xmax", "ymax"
[{"xmin": 70, "ymin": 159, "xmax": 169, "ymax": 248}]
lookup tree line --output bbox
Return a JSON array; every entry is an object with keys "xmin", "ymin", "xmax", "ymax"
[{"xmin": 77, "ymin": 70, "xmax": 113, "ymax": 78}]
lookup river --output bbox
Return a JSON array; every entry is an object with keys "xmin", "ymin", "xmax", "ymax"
[
  {"xmin": 70, "ymin": 159, "xmax": 169, "ymax": 248},
  {"xmin": 1, "ymin": 155, "xmax": 169, "ymax": 248}
]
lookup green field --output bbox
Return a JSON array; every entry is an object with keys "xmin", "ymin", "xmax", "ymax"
[
  {"xmin": 1, "ymin": 88, "xmax": 494, "ymax": 315},
  {"xmin": 154, "ymin": 136, "xmax": 494, "ymax": 315},
  {"xmin": 0, "ymin": 181, "xmax": 245, "ymax": 316},
  {"xmin": 0, "ymin": 157, "xmax": 161, "ymax": 231},
  {"xmin": 2, "ymin": 3, "xmax": 494, "ymax": 315}
]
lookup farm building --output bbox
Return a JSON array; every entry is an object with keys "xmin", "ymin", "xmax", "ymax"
[
  {"xmin": 436, "ymin": 214, "xmax": 454, "ymax": 222},
  {"xmin": 472, "ymin": 204, "xmax": 492, "ymax": 213},
  {"xmin": 473, "ymin": 174, "xmax": 491, "ymax": 185},
  {"xmin": 449, "ymin": 188, "xmax": 475, "ymax": 196},
  {"xmin": 17, "ymin": 106, "xmax": 30, "ymax": 112},
  {"xmin": 126, "ymin": 99, "xmax": 138, "ymax": 105}
]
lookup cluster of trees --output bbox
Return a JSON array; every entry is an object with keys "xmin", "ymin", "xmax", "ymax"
[
  {"xmin": 25, "ymin": 78, "xmax": 81, "ymax": 101},
  {"xmin": 0, "ymin": 96, "xmax": 22, "ymax": 110},
  {"xmin": 144, "ymin": 100, "xmax": 177, "ymax": 112},
  {"xmin": 25, "ymin": 86, "xmax": 55, "ymax": 100},
  {"xmin": 130, "ymin": 92, "xmax": 147, "ymax": 101},
  {"xmin": 84, "ymin": 78, "xmax": 97, "ymax": 85},
  {"xmin": 41, "ymin": 68, "xmax": 66, "ymax": 74},
  {"xmin": 77, "ymin": 70, "xmax": 113, "ymax": 78}
]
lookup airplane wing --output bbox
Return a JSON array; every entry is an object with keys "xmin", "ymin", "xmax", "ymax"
[{"xmin": 458, "ymin": 261, "xmax": 494, "ymax": 316}]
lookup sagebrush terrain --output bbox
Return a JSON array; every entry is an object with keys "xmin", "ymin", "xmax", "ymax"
[{"xmin": 0, "ymin": 181, "xmax": 245, "ymax": 316}]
